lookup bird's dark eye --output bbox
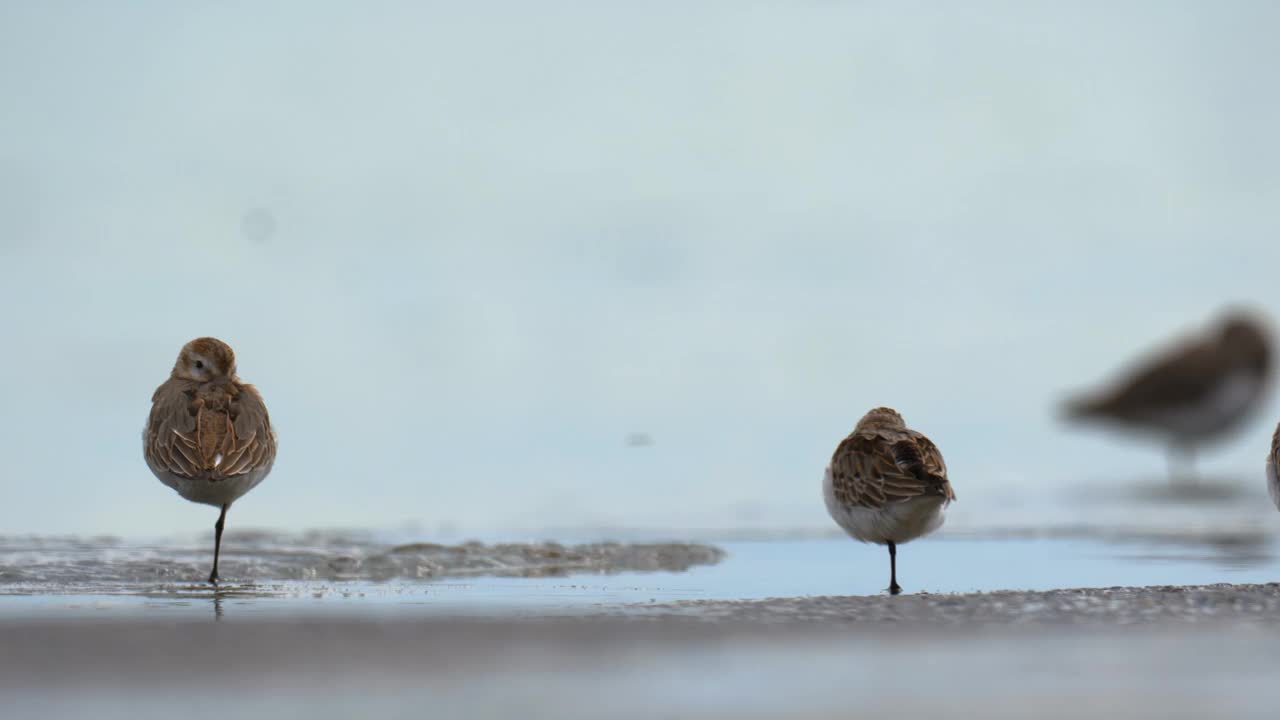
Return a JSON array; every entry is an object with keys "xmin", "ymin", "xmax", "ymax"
[{"xmin": 195, "ymin": 361, "xmax": 204, "ymax": 370}]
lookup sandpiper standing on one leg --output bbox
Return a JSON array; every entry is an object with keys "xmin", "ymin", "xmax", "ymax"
[
  {"xmin": 143, "ymin": 337, "xmax": 277, "ymax": 584},
  {"xmin": 824, "ymin": 407, "xmax": 956, "ymax": 595},
  {"xmin": 1064, "ymin": 311, "xmax": 1271, "ymax": 485}
]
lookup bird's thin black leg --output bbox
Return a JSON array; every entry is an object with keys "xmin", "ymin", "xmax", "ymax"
[
  {"xmin": 888, "ymin": 541, "xmax": 902, "ymax": 595},
  {"xmin": 210, "ymin": 504, "xmax": 228, "ymax": 585}
]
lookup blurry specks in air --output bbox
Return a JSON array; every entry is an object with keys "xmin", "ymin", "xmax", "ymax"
[
  {"xmin": 625, "ymin": 432, "xmax": 655, "ymax": 448},
  {"xmin": 241, "ymin": 207, "xmax": 277, "ymax": 244}
]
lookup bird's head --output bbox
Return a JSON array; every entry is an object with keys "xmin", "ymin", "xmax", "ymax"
[{"xmin": 172, "ymin": 337, "xmax": 238, "ymax": 383}]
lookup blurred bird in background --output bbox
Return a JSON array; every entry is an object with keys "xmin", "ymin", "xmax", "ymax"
[{"xmin": 1063, "ymin": 310, "xmax": 1272, "ymax": 485}]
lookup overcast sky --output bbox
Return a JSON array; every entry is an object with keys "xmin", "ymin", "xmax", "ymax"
[{"xmin": 3, "ymin": 1, "xmax": 1280, "ymax": 537}]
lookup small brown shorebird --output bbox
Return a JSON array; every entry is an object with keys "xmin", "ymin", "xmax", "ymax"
[
  {"xmin": 823, "ymin": 407, "xmax": 956, "ymax": 595},
  {"xmin": 143, "ymin": 337, "xmax": 277, "ymax": 584},
  {"xmin": 1064, "ymin": 311, "xmax": 1271, "ymax": 484}
]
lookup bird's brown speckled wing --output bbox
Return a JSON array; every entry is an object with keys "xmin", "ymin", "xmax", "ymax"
[
  {"xmin": 224, "ymin": 382, "xmax": 276, "ymax": 477},
  {"xmin": 145, "ymin": 379, "xmax": 275, "ymax": 481},
  {"xmin": 828, "ymin": 430, "xmax": 953, "ymax": 509},
  {"xmin": 144, "ymin": 380, "xmax": 198, "ymax": 478},
  {"xmin": 911, "ymin": 433, "xmax": 955, "ymax": 501},
  {"xmin": 1079, "ymin": 340, "xmax": 1226, "ymax": 417}
]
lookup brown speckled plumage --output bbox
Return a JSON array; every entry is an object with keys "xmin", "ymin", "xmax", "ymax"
[
  {"xmin": 827, "ymin": 407, "xmax": 955, "ymax": 511},
  {"xmin": 143, "ymin": 337, "xmax": 276, "ymax": 584},
  {"xmin": 144, "ymin": 338, "xmax": 275, "ymax": 483},
  {"xmin": 823, "ymin": 407, "xmax": 954, "ymax": 595}
]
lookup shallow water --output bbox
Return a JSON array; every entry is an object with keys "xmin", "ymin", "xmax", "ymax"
[
  {"xmin": 5, "ymin": 487, "xmax": 1280, "ymax": 718},
  {"xmin": 2, "ymin": 531, "xmax": 1278, "ymax": 622},
  {"xmin": 2, "ymin": 474, "xmax": 1276, "ymax": 620}
]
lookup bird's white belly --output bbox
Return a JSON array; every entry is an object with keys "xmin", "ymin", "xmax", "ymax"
[
  {"xmin": 823, "ymin": 466, "xmax": 947, "ymax": 544},
  {"xmin": 1147, "ymin": 373, "xmax": 1263, "ymax": 439},
  {"xmin": 151, "ymin": 466, "xmax": 269, "ymax": 507}
]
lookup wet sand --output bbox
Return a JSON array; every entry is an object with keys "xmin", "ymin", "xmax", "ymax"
[
  {"xmin": 7, "ymin": 587, "xmax": 1280, "ymax": 720},
  {"xmin": 627, "ymin": 582, "xmax": 1280, "ymax": 625},
  {"xmin": 8, "ymin": 533, "xmax": 1280, "ymax": 718}
]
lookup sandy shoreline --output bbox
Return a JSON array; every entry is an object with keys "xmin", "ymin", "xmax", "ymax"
[
  {"xmin": 7, "ymin": 536, "xmax": 1280, "ymax": 717},
  {"xmin": 7, "ymin": 586, "xmax": 1280, "ymax": 719},
  {"xmin": 620, "ymin": 581, "xmax": 1280, "ymax": 625}
]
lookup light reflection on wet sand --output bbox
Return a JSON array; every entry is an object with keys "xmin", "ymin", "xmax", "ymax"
[
  {"xmin": 5, "ymin": 617, "xmax": 1280, "ymax": 719},
  {"xmin": 1, "ymin": 479, "xmax": 1278, "ymax": 717}
]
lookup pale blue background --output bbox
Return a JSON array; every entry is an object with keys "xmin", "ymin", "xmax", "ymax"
[{"xmin": 2, "ymin": 1, "xmax": 1280, "ymax": 536}]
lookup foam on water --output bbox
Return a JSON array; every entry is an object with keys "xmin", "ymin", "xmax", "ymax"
[{"xmin": 0, "ymin": 533, "xmax": 723, "ymax": 591}]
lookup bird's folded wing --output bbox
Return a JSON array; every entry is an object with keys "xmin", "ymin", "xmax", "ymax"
[
  {"xmin": 222, "ymin": 383, "xmax": 276, "ymax": 477},
  {"xmin": 144, "ymin": 382, "xmax": 202, "ymax": 479},
  {"xmin": 1098, "ymin": 342, "xmax": 1224, "ymax": 412},
  {"xmin": 830, "ymin": 433, "xmax": 950, "ymax": 508},
  {"xmin": 145, "ymin": 381, "xmax": 275, "ymax": 480},
  {"xmin": 910, "ymin": 433, "xmax": 955, "ymax": 501}
]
